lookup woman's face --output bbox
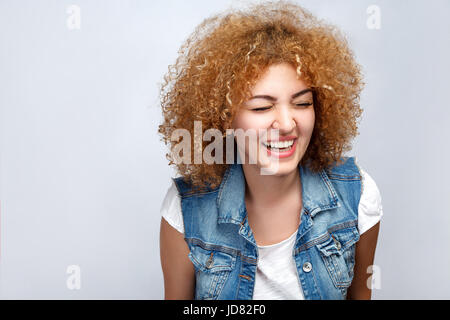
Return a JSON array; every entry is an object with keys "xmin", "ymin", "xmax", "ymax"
[{"xmin": 231, "ymin": 62, "xmax": 315, "ymax": 176}]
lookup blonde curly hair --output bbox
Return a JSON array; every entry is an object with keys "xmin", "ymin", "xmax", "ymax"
[{"xmin": 158, "ymin": 0, "xmax": 364, "ymax": 192}]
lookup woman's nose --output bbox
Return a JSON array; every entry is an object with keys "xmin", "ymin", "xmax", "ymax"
[{"xmin": 272, "ymin": 107, "xmax": 295, "ymax": 133}]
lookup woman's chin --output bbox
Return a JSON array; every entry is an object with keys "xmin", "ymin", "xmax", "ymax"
[
  {"xmin": 238, "ymin": 146, "xmax": 302, "ymax": 176},
  {"xmin": 254, "ymin": 157, "xmax": 300, "ymax": 176}
]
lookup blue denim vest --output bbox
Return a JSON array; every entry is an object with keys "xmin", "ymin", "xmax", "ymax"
[{"xmin": 172, "ymin": 156, "xmax": 362, "ymax": 300}]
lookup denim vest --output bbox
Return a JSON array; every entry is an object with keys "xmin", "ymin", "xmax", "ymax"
[{"xmin": 172, "ymin": 156, "xmax": 362, "ymax": 300}]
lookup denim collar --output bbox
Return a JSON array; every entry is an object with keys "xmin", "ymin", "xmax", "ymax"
[{"xmin": 216, "ymin": 162, "xmax": 340, "ymax": 225}]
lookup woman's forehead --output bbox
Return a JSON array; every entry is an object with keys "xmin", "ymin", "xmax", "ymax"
[{"xmin": 247, "ymin": 63, "xmax": 310, "ymax": 96}]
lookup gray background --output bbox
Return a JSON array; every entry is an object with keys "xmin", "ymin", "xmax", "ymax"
[{"xmin": 0, "ymin": 0, "xmax": 449, "ymax": 299}]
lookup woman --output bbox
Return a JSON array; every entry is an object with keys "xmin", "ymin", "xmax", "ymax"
[{"xmin": 158, "ymin": 1, "xmax": 382, "ymax": 300}]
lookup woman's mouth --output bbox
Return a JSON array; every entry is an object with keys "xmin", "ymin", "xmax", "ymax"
[{"xmin": 262, "ymin": 138, "xmax": 297, "ymax": 158}]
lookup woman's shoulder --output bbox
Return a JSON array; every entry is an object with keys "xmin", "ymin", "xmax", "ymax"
[
  {"xmin": 326, "ymin": 156, "xmax": 361, "ymax": 177},
  {"xmin": 160, "ymin": 179, "xmax": 184, "ymax": 234},
  {"xmin": 355, "ymin": 157, "xmax": 383, "ymax": 211},
  {"xmin": 354, "ymin": 157, "xmax": 384, "ymax": 234}
]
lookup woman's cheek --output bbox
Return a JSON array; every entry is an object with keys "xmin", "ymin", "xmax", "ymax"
[
  {"xmin": 299, "ymin": 109, "xmax": 315, "ymax": 136},
  {"xmin": 234, "ymin": 113, "xmax": 271, "ymax": 132}
]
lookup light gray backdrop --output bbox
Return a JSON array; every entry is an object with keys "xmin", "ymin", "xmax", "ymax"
[{"xmin": 0, "ymin": 0, "xmax": 449, "ymax": 299}]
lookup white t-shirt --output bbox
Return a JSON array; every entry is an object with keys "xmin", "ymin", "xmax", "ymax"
[{"xmin": 160, "ymin": 158, "xmax": 383, "ymax": 299}]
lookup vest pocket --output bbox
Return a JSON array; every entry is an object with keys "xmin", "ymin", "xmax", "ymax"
[
  {"xmin": 188, "ymin": 244, "xmax": 236, "ymax": 300},
  {"xmin": 315, "ymin": 225, "xmax": 360, "ymax": 294}
]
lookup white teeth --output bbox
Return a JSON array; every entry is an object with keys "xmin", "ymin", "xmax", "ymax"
[{"xmin": 263, "ymin": 139, "xmax": 294, "ymax": 149}]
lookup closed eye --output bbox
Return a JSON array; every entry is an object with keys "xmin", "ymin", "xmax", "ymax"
[
  {"xmin": 251, "ymin": 102, "xmax": 313, "ymax": 112},
  {"xmin": 296, "ymin": 103, "xmax": 313, "ymax": 107},
  {"xmin": 252, "ymin": 106, "xmax": 272, "ymax": 112}
]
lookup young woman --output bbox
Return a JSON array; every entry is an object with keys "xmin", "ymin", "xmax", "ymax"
[{"xmin": 158, "ymin": 1, "xmax": 382, "ymax": 300}]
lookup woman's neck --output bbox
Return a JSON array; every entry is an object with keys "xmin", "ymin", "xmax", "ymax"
[{"xmin": 242, "ymin": 163, "xmax": 301, "ymax": 209}]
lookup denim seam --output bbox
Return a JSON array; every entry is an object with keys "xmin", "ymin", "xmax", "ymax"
[
  {"xmin": 319, "ymin": 252, "xmax": 351, "ymax": 288},
  {"xmin": 328, "ymin": 220, "xmax": 358, "ymax": 233},
  {"xmin": 294, "ymin": 233, "xmax": 329, "ymax": 254},
  {"xmin": 216, "ymin": 164, "xmax": 232, "ymax": 206},
  {"xmin": 317, "ymin": 238, "xmax": 353, "ymax": 288},
  {"xmin": 173, "ymin": 178, "xmax": 220, "ymax": 198},
  {"xmin": 186, "ymin": 237, "xmax": 257, "ymax": 265},
  {"xmin": 321, "ymin": 253, "xmax": 338, "ymax": 286},
  {"xmin": 294, "ymin": 220, "xmax": 357, "ymax": 254},
  {"xmin": 240, "ymin": 255, "xmax": 257, "ymax": 265},
  {"xmin": 325, "ymin": 172, "xmax": 361, "ymax": 179},
  {"xmin": 187, "ymin": 238, "xmax": 240, "ymax": 256},
  {"xmin": 236, "ymin": 261, "xmax": 244, "ymax": 299},
  {"xmin": 353, "ymin": 159, "xmax": 364, "ymax": 201},
  {"xmin": 218, "ymin": 217, "xmax": 245, "ymax": 225},
  {"xmin": 327, "ymin": 176, "xmax": 360, "ymax": 181},
  {"xmin": 315, "ymin": 230, "xmax": 357, "ymax": 289},
  {"xmin": 306, "ymin": 250, "xmax": 322, "ymax": 300},
  {"xmin": 207, "ymin": 273, "xmax": 219, "ymax": 299},
  {"xmin": 179, "ymin": 189, "xmax": 219, "ymax": 199},
  {"xmin": 297, "ymin": 259, "xmax": 309, "ymax": 298},
  {"xmin": 320, "ymin": 170, "xmax": 338, "ymax": 205},
  {"xmin": 212, "ymin": 271, "xmax": 231, "ymax": 299}
]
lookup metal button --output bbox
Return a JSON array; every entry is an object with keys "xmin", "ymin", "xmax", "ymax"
[
  {"xmin": 331, "ymin": 235, "xmax": 341, "ymax": 250},
  {"xmin": 205, "ymin": 253, "xmax": 214, "ymax": 269},
  {"xmin": 335, "ymin": 239, "xmax": 342, "ymax": 250},
  {"xmin": 302, "ymin": 262, "xmax": 312, "ymax": 273}
]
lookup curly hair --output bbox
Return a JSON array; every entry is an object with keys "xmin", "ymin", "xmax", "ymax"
[{"xmin": 158, "ymin": 0, "xmax": 364, "ymax": 192}]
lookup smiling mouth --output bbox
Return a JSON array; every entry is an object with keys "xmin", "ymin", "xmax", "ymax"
[{"xmin": 262, "ymin": 138, "xmax": 297, "ymax": 152}]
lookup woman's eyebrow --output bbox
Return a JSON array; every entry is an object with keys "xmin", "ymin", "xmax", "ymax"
[{"xmin": 248, "ymin": 88, "xmax": 313, "ymax": 102}]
